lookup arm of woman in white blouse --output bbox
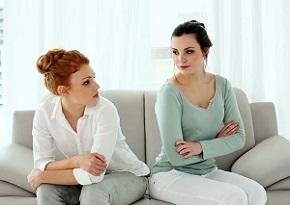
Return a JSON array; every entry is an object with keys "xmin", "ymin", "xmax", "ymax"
[
  {"xmin": 45, "ymin": 152, "xmax": 107, "ymax": 176},
  {"xmin": 72, "ymin": 102, "xmax": 119, "ymax": 185},
  {"xmin": 28, "ymin": 102, "xmax": 119, "ymax": 189}
]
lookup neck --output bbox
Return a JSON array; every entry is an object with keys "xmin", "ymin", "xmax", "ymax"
[
  {"xmin": 176, "ymin": 70, "xmax": 210, "ymax": 87},
  {"xmin": 61, "ymin": 97, "xmax": 85, "ymax": 121}
]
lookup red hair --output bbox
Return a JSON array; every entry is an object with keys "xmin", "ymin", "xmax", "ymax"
[{"xmin": 36, "ymin": 48, "xmax": 89, "ymax": 95}]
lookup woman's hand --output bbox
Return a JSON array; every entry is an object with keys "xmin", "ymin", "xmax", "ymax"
[
  {"xmin": 73, "ymin": 153, "xmax": 107, "ymax": 176},
  {"xmin": 175, "ymin": 140, "xmax": 202, "ymax": 158},
  {"xmin": 217, "ymin": 121, "xmax": 240, "ymax": 138},
  {"xmin": 27, "ymin": 168, "xmax": 43, "ymax": 191}
]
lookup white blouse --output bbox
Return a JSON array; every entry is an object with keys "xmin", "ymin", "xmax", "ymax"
[{"xmin": 32, "ymin": 94, "xmax": 149, "ymax": 185}]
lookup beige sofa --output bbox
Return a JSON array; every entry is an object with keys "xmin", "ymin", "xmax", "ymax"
[{"xmin": 0, "ymin": 89, "xmax": 290, "ymax": 205}]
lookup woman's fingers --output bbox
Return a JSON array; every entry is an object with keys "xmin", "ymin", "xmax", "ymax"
[
  {"xmin": 93, "ymin": 153, "xmax": 106, "ymax": 163},
  {"xmin": 217, "ymin": 121, "xmax": 233, "ymax": 136},
  {"xmin": 179, "ymin": 148, "xmax": 190, "ymax": 155},
  {"xmin": 226, "ymin": 123, "xmax": 239, "ymax": 134},
  {"xmin": 89, "ymin": 165, "xmax": 106, "ymax": 176},
  {"xmin": 176, "ymin": 143, "xmax": 188, "ymax": 153},
  {"xmin": 175, "ymin": 140, "xmax": 185, "ymax": 146},
  {"xmin": 218, "ymin": 121, "xmax": 240, "ymax": 137}
]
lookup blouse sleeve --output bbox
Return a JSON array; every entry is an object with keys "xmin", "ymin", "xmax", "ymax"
[
  {"xmin": 73, "ymin": 102, "xmax": 118, "ymax": 185},
  {"xmin": 32, "ymin": 109, "xmax": 56, "ymax": 171}
]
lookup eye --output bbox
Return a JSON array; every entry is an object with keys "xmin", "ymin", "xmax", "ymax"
[
  {"xmin": 172, "ymin": 50, "xmax": 179, "ymax": 55},
  {"xmin": 186, "ymin": 50, "xmax": 194, "ymax": 54},
  {"xmin": 82, "ymin": 80, "xmax": 90, "ymax": 86}
]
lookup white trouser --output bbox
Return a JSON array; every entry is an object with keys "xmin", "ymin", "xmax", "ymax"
[{"xmin": 149, "ymin": 169, "xmax": 267, "ymax": 205}]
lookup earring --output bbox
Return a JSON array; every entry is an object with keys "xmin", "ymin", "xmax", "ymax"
[{"xmin": 203, "ymin": 58, "xmax": 207, "ymax": 69}]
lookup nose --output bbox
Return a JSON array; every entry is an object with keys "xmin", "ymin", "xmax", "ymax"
[
  {"xmin": 93, "ymin": 80, "xmax": 100, "ymax": 90},
  {"xmin": 178, "ymin": 54, "xmax": 187, "ymax": 63}
]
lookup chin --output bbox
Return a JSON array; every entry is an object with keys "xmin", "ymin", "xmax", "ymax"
[
  {"xmin": 181, "ymin": 68, "xmax": 196, "ymax": 75},
  {"xmin": 90, "ymin": 98, "xmax": 99, "ymax": 106}
]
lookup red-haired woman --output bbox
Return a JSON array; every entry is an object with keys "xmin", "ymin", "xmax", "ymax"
[{"xmin": 27, "ymin": 49, "xmax": 149, "ymax": 205}]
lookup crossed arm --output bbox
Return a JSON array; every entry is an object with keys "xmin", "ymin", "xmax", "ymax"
[
  {"xmin": 27, "ymin": 152, "xmax": 107, "ymax": 190},
  {"xmin": 28, "ymin": 103, "xmax": 119, "ymax": 190},
  {"xmin": 175, "ymin": 121, "xmax": 240, "ymax": 158}
]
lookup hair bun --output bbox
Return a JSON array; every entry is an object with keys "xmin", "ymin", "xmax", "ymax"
[
  {"xmin": 36, "ymin": 48, "xmax": 65, "ymax": 74},
  {"xmin": 189, "ymin": 20, "xmax": 205, "ymax": 29}
]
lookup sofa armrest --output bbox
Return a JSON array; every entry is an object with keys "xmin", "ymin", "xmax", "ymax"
[
  {"xmin": 0, "ymin": 144, "xmax": 34, "ymax": 193},
  {"xmin": 231, "ymin": 135, "xmax": 290, "ymax": 187}
]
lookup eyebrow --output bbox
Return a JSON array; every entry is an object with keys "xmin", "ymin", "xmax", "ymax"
[
  {"xmin": 81, "ymin": 74, "xmax": 95, "ymax": 81},
  {"xmin": 171, "ymin": 47, "xmax": 195, "ymax": 50}
]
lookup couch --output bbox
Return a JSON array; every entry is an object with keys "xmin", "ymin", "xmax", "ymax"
[{"xmin": 1, "ymin": 89, "xmax": 290, "ymax": 205}]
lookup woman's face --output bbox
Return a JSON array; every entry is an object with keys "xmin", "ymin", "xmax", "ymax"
[
  {"xmin": 66, "ymin": 64, "xmax": 100, "ymax": 106},
  {"xmin": 171, "ymin": 34, "xmax": 206, "ymax": 75}
]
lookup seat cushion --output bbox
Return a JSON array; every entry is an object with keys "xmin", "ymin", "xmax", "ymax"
[
  {"xmin": 267, "ymin": 177, "xmax": 290, "ymax": 191},
  {"xmin": 0, "ymin": 144, "xmax": 34, "ymax": 193},
  {"xmin": 0, "ymin": 197, "xmax": 36, "ymax": 205},
  {"xmin": 0, "ymin": 181, "xmax": 34, "ymax": 197},
  {"xmin": 266, "ymin": 190, "xmax": 290, "ymax": 205}
]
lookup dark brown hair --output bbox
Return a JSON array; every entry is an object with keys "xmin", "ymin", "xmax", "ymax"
[{"xmin": 172, "ymin": 20, "xmax": 213, "ymax": 57}]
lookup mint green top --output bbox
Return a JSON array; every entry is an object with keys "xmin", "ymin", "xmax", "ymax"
[{"xmin": 152, "ymin": 75, "xmax": 246, "ymax": 175}]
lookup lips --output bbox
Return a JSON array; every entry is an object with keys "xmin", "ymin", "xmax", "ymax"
[
  {"xmin": 93, "ymin": 93, "xmax": 99, "ymax": 98},
  {"xmin": 180, "ymin": 65, "xmax": 190, "ymax": 69}
]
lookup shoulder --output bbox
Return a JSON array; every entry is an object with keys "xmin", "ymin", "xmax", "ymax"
[
  {"xmin": 32, "ymin": 94, "xmax": 60, "ymax": 125},
  {"xmin": 215, "ymin": 74, "xmax": 233, "ymax": 92},
  {"xmin": 36, "ymin": 93, "xmax": 59, "ymax": 115},
  {"xmin": 158, "ymin": 82, "xmax": 181, "ymax": 99},
  {"xmin": 156, "ymin": 82, "xmax": 183, "ymax": 108},
  {"xmin": 215, "ymin": 74, "xmax": 230, "ymax": 86}
]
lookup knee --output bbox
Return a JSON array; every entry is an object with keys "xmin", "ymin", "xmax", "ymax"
[
  {"xmin": 80, "ymin": 184, "xmax": 111, "ymax": 204},
  {"xmin": 247, "ymin": 182, "xmax": 267, "ymax": 205},
  {"xmin": 37, "ymin": 184, "xmax": 61, "ymax": 204},
  {"xmin": 222, "ymin": 186, "xmax": 248, "ymax": 205}
]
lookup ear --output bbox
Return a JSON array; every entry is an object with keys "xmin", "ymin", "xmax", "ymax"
[
  {"xmin": 203, "ymin": 47, "xmax": 210, "ymax": 58},
  {"xmin": 57, "ymin": 85, "xmax": 69, "ymax": 96}
]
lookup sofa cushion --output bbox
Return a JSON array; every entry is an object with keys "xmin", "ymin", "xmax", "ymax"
[
  {"xmin": 231, "ymin": 135, "xmax": 290, "ymax": 187},
  {"xmin": 250, "ymin": 102, "xmax": 278, "ymax": 144},
  {"xmin": 12, "ymin": 111, "xmax": 35, "ymax": 149},
  {"xmin": 101, "ymin": 90, "xmax": 146, "ymax": 162},
  {"xmin": 0, "ymin": 144, "xmax": 34, "ymax": 193},
  {"xmin": 266, "ymin": 190, "xmax": 290, "ymax": 205},
  {"xmin": 0, "ymin": 197, "xmax": 36, "ymax": 205},
  {"xmin": 0, "ymin": 181, "xmax": 34, "ymax": 197},
  {"xmin": 144, "ymin": 91, "xmax": 160, "ymax": 169},
  {"xmin": 267, "ymin": 177, "xmax": 290, "ymax": 191}
]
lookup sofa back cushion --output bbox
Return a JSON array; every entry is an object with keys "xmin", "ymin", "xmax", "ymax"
[
  {"xmin": 144, "ymin": 88, "xmax": 256, "ymax": 170},
  {"xmin": 12, "ymin": 110, "xmax": 35, "ymax": 149},
  {"xmin": 101, "ymin": 90, "xmax": 146, "ymax": 162}
]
